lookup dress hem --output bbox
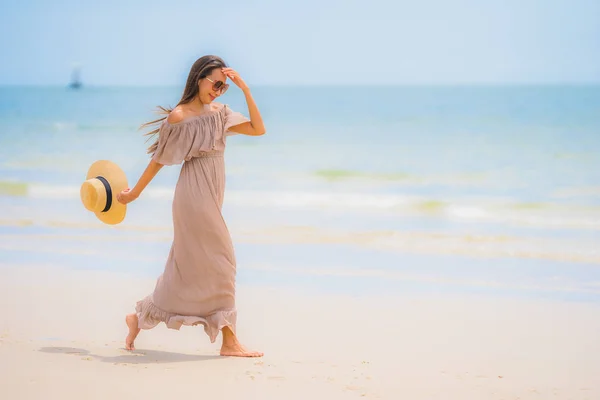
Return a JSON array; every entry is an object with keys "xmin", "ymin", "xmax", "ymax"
[{"xmin": 135, "ymin": 295, "xmax": 237, "ymax": 343}]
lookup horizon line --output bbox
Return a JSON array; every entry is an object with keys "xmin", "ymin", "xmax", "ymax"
[{"xmin": 1, "ymin": 82, "xmax": 600, "ymax": 88}]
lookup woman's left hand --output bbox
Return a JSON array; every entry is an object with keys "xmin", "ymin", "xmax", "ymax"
[
  {"xmin": 222, "ymin": 68, "xmax": 249, "ymax": 91},
  {"xmin": 116, "ymin": 188, "xmax": 138, "ymax": 205}
]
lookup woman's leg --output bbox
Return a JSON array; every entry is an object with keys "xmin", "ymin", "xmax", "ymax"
[
  {"xmin": 126, "ymin": 314, "xmax": 262, "ymax": 357},
  {"xmin": 220, "ymin": 326, "xmax": 263, "ymax": 357},
  {"xmin": 125, "ymin": 313, "xmax": 141, "ymax": 350}
]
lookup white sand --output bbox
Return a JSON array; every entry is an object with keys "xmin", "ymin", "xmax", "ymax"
[{"xmin": 1, "ymin": 264, "xmax": 599, "ymax": 399}]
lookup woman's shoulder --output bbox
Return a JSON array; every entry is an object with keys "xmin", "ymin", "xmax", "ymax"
[
  {"xmin": 166, "ymin": 106, "xmax": 187, "ymax": 124},
  {"xmin": 165, "ymin": 103, "xmax": 227, "ymax": 126}
]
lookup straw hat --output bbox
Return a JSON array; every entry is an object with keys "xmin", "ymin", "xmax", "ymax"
[{"xmin": 80, "ymin": 160, "xmax": 128, "ymax": 225}]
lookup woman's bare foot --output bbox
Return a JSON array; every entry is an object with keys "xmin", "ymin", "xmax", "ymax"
[
  {"xmin": 125, "ymin": 313, "xmax": 140, "ymax": 351},
  {"xmin": 220, "ymin": 342, "xmax": 264, "ymax": 357},
  {"xmin": 220, "ymin": 326, "xmax": 263, "ymax": 357}
]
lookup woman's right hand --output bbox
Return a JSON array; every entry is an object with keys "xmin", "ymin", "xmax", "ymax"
[{"xmin": 117, "ymin": 188, "xmax": 138, "ymax": 205}]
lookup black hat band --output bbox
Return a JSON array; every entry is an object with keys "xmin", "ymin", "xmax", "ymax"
[{"xmin": 95, "ymin": 176, "xmax": 112, "ymax": 212}]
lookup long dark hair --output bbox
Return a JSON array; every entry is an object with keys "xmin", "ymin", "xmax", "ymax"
[{"xmin": 141, "ymin": 55, "xmax": 228, "ymax": 153}]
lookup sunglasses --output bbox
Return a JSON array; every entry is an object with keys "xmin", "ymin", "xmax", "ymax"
[{"xmin": 205, "ymin": 77, "xmax": 229, "ymax": 95}]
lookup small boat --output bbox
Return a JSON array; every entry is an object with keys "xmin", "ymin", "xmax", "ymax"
[{"xmin": 68, "ymin": 65, "xmax": 82, "ymax": 89}]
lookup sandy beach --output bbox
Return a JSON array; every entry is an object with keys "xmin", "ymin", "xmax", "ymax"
[
  {"xmin": 1, "ymin": 264, "xmax": 599, "ymax": 400},
  {"xmin": 1, "ymin": 0, "xmax": 599, "ymax": 396}
]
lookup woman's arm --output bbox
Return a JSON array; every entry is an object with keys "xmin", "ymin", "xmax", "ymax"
[
  {"xmin": 222, "ymin": 68, "xmax": 266, "ymax": 136},
  {"xmin": 117, "ymin": 159, "xmax": 163, "ymax": 204}
]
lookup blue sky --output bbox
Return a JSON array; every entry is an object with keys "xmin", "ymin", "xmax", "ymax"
[{"xmin": 1, "ymin": 0, "xmax": 599, "ymax": 86}]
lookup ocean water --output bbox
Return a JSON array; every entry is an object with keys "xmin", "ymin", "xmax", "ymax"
[{"xmin": 1, "ymin": 85, "xmax": 599, "ymax": 301}]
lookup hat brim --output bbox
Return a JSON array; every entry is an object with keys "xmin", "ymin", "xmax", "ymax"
[{"xmin": 85, "ymin": 160, "xmax": 128, "ymax": 225}]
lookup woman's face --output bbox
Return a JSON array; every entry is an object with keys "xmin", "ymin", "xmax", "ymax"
[{"xmin": 199, "ymin": 68, "xmax": 229, "ymax": 104}]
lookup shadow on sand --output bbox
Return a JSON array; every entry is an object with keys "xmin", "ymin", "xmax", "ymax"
[{"xmin": 38, "ymin": 346, "xmax": 222, "ymax": 364}]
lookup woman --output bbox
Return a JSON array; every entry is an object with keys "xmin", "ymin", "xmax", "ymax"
[{"xmin": 116, "ymin": 55, "xmax": 265, "ymax": 357}]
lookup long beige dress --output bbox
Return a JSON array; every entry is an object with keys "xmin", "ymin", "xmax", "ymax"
[{"xmin": 134, "ymin": 102, "xmax": 249, "ymax": 343}]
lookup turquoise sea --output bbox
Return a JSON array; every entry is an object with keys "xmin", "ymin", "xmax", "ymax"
[{"xmin": 1, "ymin": 85, "xmax": 599, "ymax": 301}]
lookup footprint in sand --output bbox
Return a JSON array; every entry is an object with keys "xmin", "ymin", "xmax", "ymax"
[
  {"xmin": 246, "ymin": 370, "xmax": 262, "ymax": 375},
  {"xmin": 345, "ymin": 385, "xmax": 362, "ymax": 391}
]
